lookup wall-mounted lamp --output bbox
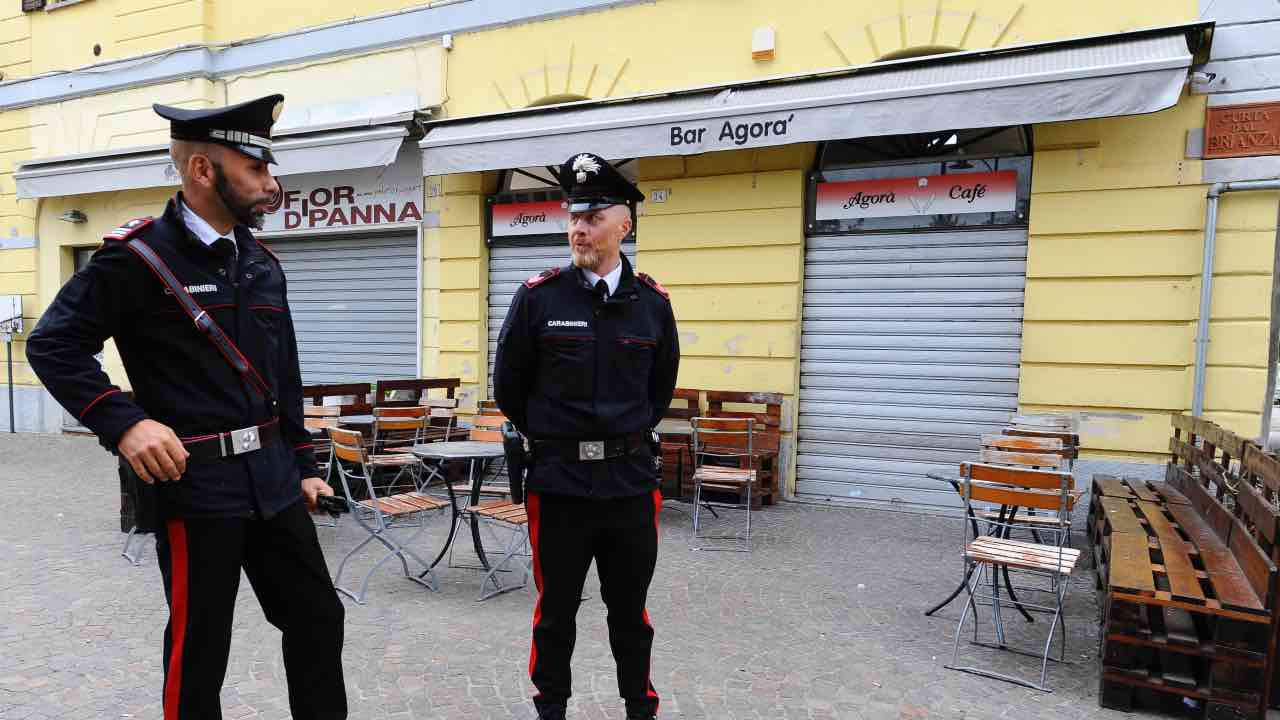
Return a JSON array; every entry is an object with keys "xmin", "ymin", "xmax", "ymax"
[{"xmin": 58, "ymin": 209, "xmax": 87, "ymax": 224}]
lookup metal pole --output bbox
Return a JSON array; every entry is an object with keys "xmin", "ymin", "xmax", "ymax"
[
  {"xmin": 6, "ymin": 337, "xmax": 13, "ymax": 433},
  {"xmin": 1192, "ymin": 184, "xmax": 1221, "ymax": 417},
  {"xmin": 1192, "ymin": 178, "xmax": 1280, "ymax": 418}
]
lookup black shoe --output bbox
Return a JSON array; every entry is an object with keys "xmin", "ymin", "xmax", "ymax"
[
  {"xmin": 536, "ymin": 706, "xmax": 566, "ymax": 720},
  {"xmin": 626, "ymin": 712, "xmax": 656, "ymax": 720}
]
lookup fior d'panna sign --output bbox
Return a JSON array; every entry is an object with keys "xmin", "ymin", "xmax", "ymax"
[{"xmin": 816, "ymin": 170, "xmax": 1016, "ymax": 221}]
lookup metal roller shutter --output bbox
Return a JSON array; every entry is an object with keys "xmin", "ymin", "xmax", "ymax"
[
  {"xmin": 796, "ymin": 229, "xmax": 1026, "ymax": 512},
  {"xmin": 486, "ymin": 240, "xmax": 636, "ymax": 393},
  {"xmin": 270, "ymin": 230, "xmax": 419, "ymax": 384}
]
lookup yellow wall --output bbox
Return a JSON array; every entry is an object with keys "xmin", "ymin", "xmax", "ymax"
[
  {"xmin": 9, "ymin": 0, "xmax": 436, "ymax": 78},
  {"xmin": 423, "ymin": 171, "xmax": 493, "ymax": 410},
  {"xmin": 444, "ymin": 0, "xmax": 1195, "ymax": 118},
  {"xmin": 1023, "ymin": 92, "xmax": 1278, "ymax": 460}
]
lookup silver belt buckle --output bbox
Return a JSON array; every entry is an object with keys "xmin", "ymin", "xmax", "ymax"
[
  {"xmin": 228, "ymin": 425, "xmax": 262, "ymax": 456},
  {"xmin": 578, "ymin": 440, "xmax": 605, "ymax": 461}
]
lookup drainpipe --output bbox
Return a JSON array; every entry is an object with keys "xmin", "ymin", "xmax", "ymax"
[{"xmin": 1193, "ymin": 179, "xmax": 1280, "ymax": 417}]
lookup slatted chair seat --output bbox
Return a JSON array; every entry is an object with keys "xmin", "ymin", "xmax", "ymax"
[
  {"xmin": 967, "ymin": 536, "xmax": 1080, "ymax": 574},
  {"xmin": 359, "ymin": 492, "xmax": 449, "ymax": 516},
  {"xmin": 693, "ymin": 466, "xmax": 757, "ymax": 491},
  {"xmin": 470, "ymin": 500, "xmax": 528, "ymax": 524},
  {"xmin": 367, "ymin": 453, "xmax": 420, "ymax": 467},
  {"xmin": 451, "ymin": 483, "xmax": 510, "ymax": 496}
]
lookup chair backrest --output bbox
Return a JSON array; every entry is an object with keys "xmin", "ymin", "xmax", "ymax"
[
  {"xmin": 704, "ymin": 390, "xmax": 782, "ymax": 453},
  {"xmin": 421, "ymin": 397, "xmax": 459, "ymax": 438},
  {"xmin": 691, "ymin": 416, "xmax": 754, "ymax": 465},
  {"xmin": 302, "ymin": 383, "xmax": 373, "ymax": 416},
  {"xmin": 961, "ymin": 461, "xmax": 1074, "ymax": 492},
  {"xmin": 665, "ymin": 388, "xmax": 701, "ymax": 421},
  {"xmin": 1002, "ymin": 427, "xmax": 1080, "ymax": 457},
  {"xmin": 328, "ymin": 427, "xmax": 368, "ymax": 465},
  {"xmin": 959, "ymin": 462, "xmax": 1073, "ymax": 518},
  {"xmin": 469, "ymin": 413, "xmax": 506, "ymax": 442},
  {"xmin": 979, "ymin": 434, "xmax": 1071, "ymax": 470},
  {"xmin": 374, "ymin": 378, "xmax": 461, "ymax": 407},
  {"xmin": 478, "ymin": 400, "xmax": 504, "ymax": 416},
  {"xmin": 371, "ymin": 406, "xmax": 427, "ymax": 452}
]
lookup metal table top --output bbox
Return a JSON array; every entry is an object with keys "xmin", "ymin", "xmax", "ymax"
[
  {"xmin": 410, "ymin": 441, "xmax": 504, "ymax": 460},
  {"xmin": 337, "ymin": 414, "xmax": 375, "ymax": 426}
]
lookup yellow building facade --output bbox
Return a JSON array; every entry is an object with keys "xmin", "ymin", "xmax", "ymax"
[{"xmin": 2, "ymin": 0, "xmax": 1276, "ymax": 511}]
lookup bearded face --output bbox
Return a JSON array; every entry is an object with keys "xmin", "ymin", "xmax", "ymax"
[{"xmin": 568, "ymin": 205, "xmax": 630, "ymax": 274}]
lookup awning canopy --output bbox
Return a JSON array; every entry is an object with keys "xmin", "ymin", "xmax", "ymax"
[
  {"xmin": 420, "ymin": 23, "xmax": 1212, "ymax": 175},
  {"xmin": 16, "ymin": 125, "xmax": 409, "ymax": 199}
]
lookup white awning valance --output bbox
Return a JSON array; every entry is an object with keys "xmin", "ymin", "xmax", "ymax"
[
  {"xmin": 420, "ymin": 23, "xmax": 1210, "ymax": 174},
  {"xmin": 16, "ymin": 125, "xmax": 409, "ymax": 199}
]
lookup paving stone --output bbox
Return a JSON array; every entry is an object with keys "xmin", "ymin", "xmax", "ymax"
[{"xmin": 0, "ymin": 432, "xmax": 1259, "ymax": 719}]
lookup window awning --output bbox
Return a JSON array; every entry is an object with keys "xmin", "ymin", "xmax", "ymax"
[
  {"xmin": 16, "ymin": 125, "xmax": 409, "ymax": 199},
  {"xmin": 419, "ymin": 22, "xmax": 1212, "ymax": 175}
]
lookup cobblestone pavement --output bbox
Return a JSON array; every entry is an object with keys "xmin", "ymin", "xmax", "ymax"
[{"xmin": 0, "ymin": 432, "xmax": 1221, "ymax": 720}]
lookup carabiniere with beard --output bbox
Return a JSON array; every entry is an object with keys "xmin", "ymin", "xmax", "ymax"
[
  {"xmin": 494, "ymin": 153, "xmax": 680, "ymax": 720},
  {"xmin": 26, "ymin": 94, "xmax": 347, "ymax": 719}
]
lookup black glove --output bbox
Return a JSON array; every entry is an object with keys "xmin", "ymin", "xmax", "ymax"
[{"xmin": 502, "ymin": 421, "xmax": 527, "ymax": 504}]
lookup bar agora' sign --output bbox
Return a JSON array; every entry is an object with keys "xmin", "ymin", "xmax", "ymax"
[{"xmin": 1204, "ymin": 102, "xmax": 1280, "ymax": 159}]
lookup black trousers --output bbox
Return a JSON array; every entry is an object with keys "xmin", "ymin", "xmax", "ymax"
[
  {"xmin": 526, "ymin": 490, "xmax": 662, "ymax": 716},
  {"xmin": 155, "ymin": 500, "xmax": 347, "ymax": 719}
]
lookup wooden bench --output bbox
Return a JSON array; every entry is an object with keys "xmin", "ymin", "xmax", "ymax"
[
  {"xmin": 660, "ymin": 388, "xmax": 700, "ymax": 499},
  {"xmin": 1090, "ymin": 415, "xmax": 1279, "ymax": 718},
  {"xmin": 374, "ymin": 378, "xmax": 460, "ymax": 408},
  {"xmin": 302, "ymin": 382, "xmax": 372, "ymax": 416}
]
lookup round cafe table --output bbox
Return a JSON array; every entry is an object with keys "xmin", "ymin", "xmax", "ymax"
[
  {"xmin": 411, "ymin": 441, "xmax": 506, "ymax": 571},
  {"xmin": 336, "ymin": 414, "xmax": 376, "ymax": 435}
]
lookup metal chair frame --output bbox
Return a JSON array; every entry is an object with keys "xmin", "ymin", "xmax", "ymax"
[
  {"xmin": 690, "ymin": 416, "xmax": 756, "ymax": 552},
  {"xmin": 327, "ymin": 427, "xmax": 447, "ymax": 605}
]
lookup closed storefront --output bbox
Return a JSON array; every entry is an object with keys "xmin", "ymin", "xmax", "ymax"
[{"xmin": 796, "ymin": 131, "xmax": 1032, "ymax": 510}]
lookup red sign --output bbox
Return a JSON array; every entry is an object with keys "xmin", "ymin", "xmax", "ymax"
[
  {"xmin": 1205, "ymin": 102, "xmax": 1280, "ymax": 159},
  {"xmin": 815, "ymin": 170, "xmax": 1017, "ymax": 221},
  {"xmin": 491, "ymin": 200, "xmax": 568, "ymax": 237}
]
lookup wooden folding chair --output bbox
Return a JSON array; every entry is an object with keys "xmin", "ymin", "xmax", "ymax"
[
  {"xmin": 691, "ymin": 416, "xmax": 758, "ymax": 552},
  {"xmin": 368, "ymin": 406, "xmax": 430, "ymax": 492},
  {"xmin": 302, "ymin": 383, "xmax": 372, "ymax": 416},
  {"xmin": 470, "ymin": 499, "xmax": 532, "ymax": 600},
  {"xmin": 947, "ymin": 462, "xmax": 1080, "ymax": 692},
  {"xmin": 326, "ymin": 427, "xmax": 449, "ymax": 604}
]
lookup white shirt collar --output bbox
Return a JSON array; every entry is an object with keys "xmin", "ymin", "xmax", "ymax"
[
  {"xmin": 178, "ymin": 196, "xmax": 236, "ymax": 252},
  {"xmin": 581, "ymin": 260, "xmax": 623, "ymax": 299}
]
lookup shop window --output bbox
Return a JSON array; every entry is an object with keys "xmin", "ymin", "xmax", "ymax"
[{"xmin": 809, "ymin": 126, "xmax": 1032, "ymax": 233}]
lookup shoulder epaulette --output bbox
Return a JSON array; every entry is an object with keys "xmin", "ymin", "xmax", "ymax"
[
  {"xmin": 254, "ymin": 238, "xmax": 281, "ymax": 263},
  {"xmin": 103, "ymin": 217, "xmax": 154, "ymax": 242},
  {"xmin": 637, "ymin": 272, "xmax": 670, "ymax": 300},
  {"xmin": 524, "ymin": 267, "xmax": 561, "ymax": 289}
]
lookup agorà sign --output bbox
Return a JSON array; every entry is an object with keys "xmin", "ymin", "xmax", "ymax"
[{"xmin": 815, "ymin": 171, "xmax": 1017, "ymax": 220}]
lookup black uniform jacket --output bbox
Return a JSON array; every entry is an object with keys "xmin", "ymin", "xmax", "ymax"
[
  {"xmin": 26, "ymin": 195, "xmax": 318, "ymax": 520},
  {"xmin": 493, "ymin": 255, "xmax": 680, "ymax": 499}
]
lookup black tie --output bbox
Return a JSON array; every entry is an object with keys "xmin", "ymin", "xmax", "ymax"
[{"xmin": 594, "ymin": 279, "xmax": 609, "ymax": 301}]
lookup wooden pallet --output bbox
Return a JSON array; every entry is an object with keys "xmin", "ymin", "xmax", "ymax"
[{"xmin": 1090, "ymin": 472, "xmax": 1274, "ymax": 718}]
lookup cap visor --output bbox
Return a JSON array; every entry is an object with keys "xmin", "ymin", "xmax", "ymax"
[
  {"xmin": 567, "ymin": 199, "xmax": 624, "ymax": 213},
  {"xmin": 232, "ymin": 144, "xmax": 276, "ymax": 164}
]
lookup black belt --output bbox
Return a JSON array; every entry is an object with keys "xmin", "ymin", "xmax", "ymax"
[
  {"xmin": 182, "ymin": 419, "xmax": 282, "ymax": 461},
  {"xmin": 532, "ymin": 432, "xmax": 652, "ymax": 462}
]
